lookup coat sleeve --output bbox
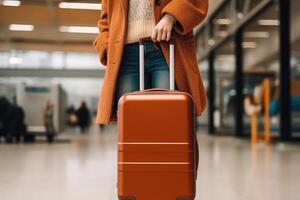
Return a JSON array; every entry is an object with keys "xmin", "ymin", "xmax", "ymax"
[
  {"xmin": 161, "ymin": 0, "xmax": 208, "ymax": 35},
  {"xmin": 93, "ymin": 0, "xmax": 109, "ymax": 66}
]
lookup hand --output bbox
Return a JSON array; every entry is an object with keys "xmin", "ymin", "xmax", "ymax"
[{"xmin": 151, "ymin": 14, "xmax": 176, "ymax": 42}]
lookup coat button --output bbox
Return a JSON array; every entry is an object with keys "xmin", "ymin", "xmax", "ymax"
[{"xmin": 155, "ymin": 0, "xmax": 161, "ymax": 6}]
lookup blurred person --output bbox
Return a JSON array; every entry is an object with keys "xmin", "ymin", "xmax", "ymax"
[
  {"xmin": 0, "ymin": 97, "xmax": 26, "ymax": 143},
  {"xmin": 66, "ymin": 105, "xmax": 78, "ymax": 126},
  {"xmin": 0, "ymin": 97, "xmax": 10, "ymax": 142},
  {"xmin": 76, "ymin": 101, "xmax": 91, "ymax": 133},
  {"xmin": 43, "ymin": 100, "xmax": 55, "ymax": 142},
  {"xmin": 244, "ymin": 86, "xmax": 263, "ymax": 116},
  {"xmin": 93, "ymin": 0, "xmax": 208, "ymax": 124},
  {"xmin": 10, "ymin": 97, "xmax": 26, "ymax": 143}
]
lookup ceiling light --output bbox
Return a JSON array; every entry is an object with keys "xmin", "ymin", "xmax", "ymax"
[
  {"xmin": 244, "ymin": 31, "xmax": 270, "ymax": 38},
  {"xmin": 258, "ymin": 19, "xmax": 280, "ymax": 26},
  {"xmin": 237, "ymin": 13, "xmax": 244, "ymax": 19},
  {"xmin": 59, "ymin": 26, "xmax": 99, "ymax": 34},
  {"xmin": 9, "ymin": 24, "xmax": 34, "ymax": 32},
  {"xmin": 243, "ymin": 42, "xmax": 257, "ymax": 49},
  {"xmin": 208, "ymin": 39, "xmax": 215, "ymax": 46},
  {"xmin": 9, "ymin": 57, "xmax": 22, "ymax": 65},
  {"xmin": 1, "ymin": 0, "xmax": 21, "ymax": 7},
  {"xmin": 58, "ymin": 2, "xmax": 102, "ymax": 10},
  {"xmin": 215, "ymin": 18, "xmax": 232, "ymax": 25}
]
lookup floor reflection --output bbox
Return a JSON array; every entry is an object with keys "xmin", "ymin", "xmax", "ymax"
[{"xmin": 0, "ymin": 125, "xmax": 299, "ymax": 200}]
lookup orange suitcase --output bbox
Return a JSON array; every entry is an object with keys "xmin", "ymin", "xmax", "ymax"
[{"xmin": 117, "ymin": 38, "xmax": 198, "ymax": 200}]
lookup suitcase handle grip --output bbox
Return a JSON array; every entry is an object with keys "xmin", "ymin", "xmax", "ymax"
[
  {"xmin": 143, "ymin": 88, "xmax": 170, "ymax": 92},
  {"xmin": 139, "ymin": 36, "xmax": 175, "ymax": 45},
  {"xmin": 139, "ymin": 37, "xmax": 175, "ymax": 91}
]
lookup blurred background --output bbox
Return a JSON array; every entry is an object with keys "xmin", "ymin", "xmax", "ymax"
[{"xmin": 0, "ymin": 0, "xmax": 300, "ymax": 200}]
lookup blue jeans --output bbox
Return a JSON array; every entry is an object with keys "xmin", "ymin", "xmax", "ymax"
[{"xmin": 113, "ymin": 41, "xmax": 171, "ymax": 112}]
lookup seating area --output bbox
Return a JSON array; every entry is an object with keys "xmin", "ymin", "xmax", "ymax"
[{"xmin": 246, "ymin": 79, "xmax": 300, "ymax": 143}]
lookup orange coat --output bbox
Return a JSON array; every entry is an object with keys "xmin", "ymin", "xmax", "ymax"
[{"xmin": 94, "ymin": 0, "xmax": 208, "ymax": 125}]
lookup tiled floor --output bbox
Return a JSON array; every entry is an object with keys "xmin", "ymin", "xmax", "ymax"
[{"xmin": 0, "ymin": 125, "xmax": 300, "ymax": 200}]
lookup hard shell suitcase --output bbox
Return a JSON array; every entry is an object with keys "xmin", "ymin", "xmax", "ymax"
[{"xmin": 117, "ymin": 37, "xmax": 197, "ymax": 200}]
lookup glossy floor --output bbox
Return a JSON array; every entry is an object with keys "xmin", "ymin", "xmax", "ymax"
[{"xmin": 0, "ymin": 125, "xmax": 300, "ymax": 200}]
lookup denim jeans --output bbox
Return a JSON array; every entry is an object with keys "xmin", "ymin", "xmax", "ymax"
[{"xmin": 113, "ymin": 41, "xmax": 171, "ymax": 112}]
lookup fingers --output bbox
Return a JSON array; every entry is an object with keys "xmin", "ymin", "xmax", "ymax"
[
  {"xmin": 151, "ymin": 28, "xmax": 157, "ymax": 42},
  {"xmin": 152, "ymin": 26, "xmax": 172, "ymax": 42},
  {"xmin": 166, "ymin": 30, "xmax": 171, "ymax": 41},
  {"xmin": 161, "ymin": 28, "xmax": 167, "ymax": 41},
  {"xmin": 151, "ymin": 23, "xmax": 173, "ymax": 42},
  {"xmin": 152, "ymin": 15, "xmax": 174, "ymax": 42},
  {"xmin": 158, "ymin": 27, "xmax": 171, "ymax": 42},
  {"xmin": 157, "ymin": 28, "xmax": 162, "ymax": 42}
]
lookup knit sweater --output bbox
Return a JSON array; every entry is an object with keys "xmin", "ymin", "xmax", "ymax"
[{"xmin": 125, "ymin": 0, "xmax": 156, "ymax": 44}]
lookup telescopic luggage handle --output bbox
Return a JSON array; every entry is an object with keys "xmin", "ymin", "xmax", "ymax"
[{"xmin": 138, "ymin": 37, "xmax": 175, "ymax": 91}]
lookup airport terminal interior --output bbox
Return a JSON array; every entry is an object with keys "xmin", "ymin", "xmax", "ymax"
[{"xmin": 0, "ymin": 0, "xmax": 300, "ymax": 199}]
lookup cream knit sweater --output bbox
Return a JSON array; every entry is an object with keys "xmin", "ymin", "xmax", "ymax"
[{"xmin": 125, "ymin": 0, "xmax": 156, "ymax": 44}]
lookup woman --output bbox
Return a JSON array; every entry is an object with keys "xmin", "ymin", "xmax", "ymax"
[{"xmin": 93, "ymin": 0, "xmax": 208, "ymax": 125}]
